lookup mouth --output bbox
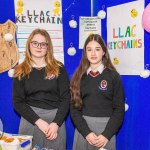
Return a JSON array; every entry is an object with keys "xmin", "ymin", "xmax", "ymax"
[
  {"xmin": 91, "ymin": 57, "xmax": 97, "ymax": 60},
  {"xmin": 36, "ymin": 51, "xmax": 42, "ymax": 53}
]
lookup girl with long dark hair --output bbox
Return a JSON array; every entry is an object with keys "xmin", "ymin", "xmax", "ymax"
[{"xmin": 70, "ymin": 34, "xmax": 125, "ymax": 150}]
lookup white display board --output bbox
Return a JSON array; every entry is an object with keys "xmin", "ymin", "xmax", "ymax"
[
  {"xmin": 14, "ymin": 0, "xmax": 64, "ymax": 63},
  {"xmin": 107, "ymin": 0, "xmax": 144, "ymax": 75}
]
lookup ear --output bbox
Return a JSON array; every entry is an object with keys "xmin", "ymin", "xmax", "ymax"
[{"xmin": 103, "ymin": 52, "xmax": 105, "ymax": 56}]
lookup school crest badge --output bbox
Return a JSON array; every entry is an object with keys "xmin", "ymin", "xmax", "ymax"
[{"xmin": 99, "ymin": 80, "xmax": 108, "ymax": 90}]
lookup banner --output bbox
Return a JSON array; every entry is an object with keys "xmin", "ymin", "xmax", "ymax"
[
  {"xmin": 107, "ymin": 0, "xmax": 144, "ymax": 75},
  {"xmin": 79, "ymin": 17, "xmax": 101, "ymax": 49},
  {"xmin": 14, "ymin": 0, "xmax": 64, "ymax": 63}
]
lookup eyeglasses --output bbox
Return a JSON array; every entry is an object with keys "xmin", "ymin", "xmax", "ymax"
[{"xmin": 30, "ymin": 41, "xmax": 48, "ymax": 49}]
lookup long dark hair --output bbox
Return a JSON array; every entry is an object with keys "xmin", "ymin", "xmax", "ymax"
[{"xmin": 70, "ymin": 34, "xmax": 116, "ymax": 109}]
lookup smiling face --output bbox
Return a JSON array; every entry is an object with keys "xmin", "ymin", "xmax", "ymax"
[
  {"xmin": 86, "ymin": 40, "xmax": 105, "ymax": 68},
  {"xmin": 29, "ymin": 34, "xmax": 48, "ymax": 60}
]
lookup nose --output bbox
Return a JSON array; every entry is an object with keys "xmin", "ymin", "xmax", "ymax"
[
  {"xmin": 91, "ymin": 50, "xmax": 96, "ymax": 55},
  {"xmin": 37, "ymin": 43, "xmax": 42, "ymax": 49}
]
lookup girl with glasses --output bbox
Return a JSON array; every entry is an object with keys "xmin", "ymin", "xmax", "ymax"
[{"xmin": 12, "ymin": 28, "xmax": 70, "ymax": 149}]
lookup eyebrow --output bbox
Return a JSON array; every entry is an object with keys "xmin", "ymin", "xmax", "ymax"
[
  {"xmin": 31, "ymin": 41, "xmax": 47, "ymax": 43},
  {"xmin": 86, "ymin": 46, "xmax": 101, "ymax": 48}
]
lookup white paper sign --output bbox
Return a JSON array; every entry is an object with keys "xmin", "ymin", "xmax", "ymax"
[
  {"xmin": 14, "ymin": 0, "xmax": 64, "ymax": 63},
  {"xmin": 107, "ymin": 0, "xmax": 144, "ymax": 75},
  {"xmin": 79, "ymin": 17, "xmax": 101, "ymax": 49}
]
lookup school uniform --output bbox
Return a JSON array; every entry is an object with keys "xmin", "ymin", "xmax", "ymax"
[
  {"xmin": 71, "ymin": 64, "xmax": 125, "ymax": 150},
  {"xmin": 13, "ymin": 65, "xmax": 70, "ymax": 150}
]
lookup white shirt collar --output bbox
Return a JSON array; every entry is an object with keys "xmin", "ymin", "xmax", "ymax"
[{"xmin": 87, "ymin": 64, "xmax": 104, "ymax": 75}]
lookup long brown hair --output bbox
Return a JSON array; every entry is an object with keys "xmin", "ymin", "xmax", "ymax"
[
  {"xmin": 70, "ymin": 34, "xmax": 116, "ymax": 109},
  {"xmin": 14, "ymin": 28, "xmax": 62, "ymax": 80}
]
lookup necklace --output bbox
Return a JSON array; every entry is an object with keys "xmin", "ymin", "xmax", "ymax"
[
  {"xmin": 34, "ymin": 66, "xmax": 44, "ymax": 70},
  {"xmin": 32, "ymin": 63, "xmax": 46, "ymax": 70}
]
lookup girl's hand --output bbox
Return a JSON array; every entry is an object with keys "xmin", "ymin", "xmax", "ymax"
[
  {"xmin": 35, "ymin": 118, "xmax": 49, "ymax": 134},
  {"xmin": 45, "ymin": 122, "xmax": 59, "ymax": 140},
  {"xmin": 94, "ymin": 134, "xmax": 108, "ymax": 148},
  {"xmin": 85, "ymin": 132, "xmax": 98, "ymax": 145}
]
